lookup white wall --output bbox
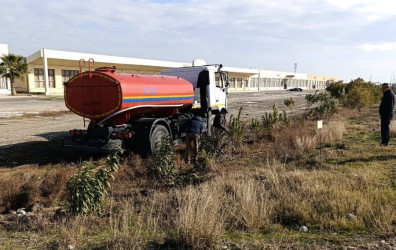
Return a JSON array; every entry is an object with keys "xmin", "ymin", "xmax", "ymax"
[{"xmin": 257, "ymin": 69, "xmax": 308, "ymax": 80}]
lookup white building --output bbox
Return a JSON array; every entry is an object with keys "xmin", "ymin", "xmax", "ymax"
[{"xmin": 0, "ymin": 44, "xmax": 338, "ymax": 95}]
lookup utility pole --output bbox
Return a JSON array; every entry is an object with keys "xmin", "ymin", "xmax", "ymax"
[{"xmin": 294, "ymin": 63, "xmax": 297, "ymax": 73}]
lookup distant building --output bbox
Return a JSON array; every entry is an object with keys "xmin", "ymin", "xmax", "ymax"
[{"xmin": 0, "ymin": 44, "xmax": 338, "ymax": 95}]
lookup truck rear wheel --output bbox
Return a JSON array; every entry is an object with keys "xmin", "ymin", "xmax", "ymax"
[{"xmin": 150, "ymin": 124, "xmax": 169, "ymax": 152}]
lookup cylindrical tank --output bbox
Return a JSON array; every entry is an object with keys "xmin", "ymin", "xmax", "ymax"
[{"xmin": 64, "ymin": 67, "xmax": 194, "ymax": 125}]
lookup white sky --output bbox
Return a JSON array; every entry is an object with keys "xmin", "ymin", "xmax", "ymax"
[{"xmin": 1, "ymin": 0, "xmax": 396, "ymax": 82}]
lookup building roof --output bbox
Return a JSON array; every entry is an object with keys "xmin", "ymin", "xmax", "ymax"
[
  {"xmin": 24, "ymin": 48, "xmax": 337, "ymax": 80},
  {"xmin": 26, "ymin": 49, "xmax": 193, "ymax": 72},
  {"xmin": 26, "ymin": 48, "xmax": 261, "ymax": 76}
]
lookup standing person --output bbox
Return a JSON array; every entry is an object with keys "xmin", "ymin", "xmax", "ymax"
[
  {"xmin": 185, "ymin": 114, "xmax": 204, "ymax": 163},
  {"xmin": 213, "ymin": 108, "xmax": 229, "ymax": 133},
  {"xmin": 379, "ymin": 83, "xmax": 395, "ymax": 146}
]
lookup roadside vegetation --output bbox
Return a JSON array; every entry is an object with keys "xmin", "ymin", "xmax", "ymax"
[
  {"xmin": 0, "ymin": 53, "xmax": 28, "ymax": 96},
  {"xmin": 1, "ymin": 79, "xmax": 396, "ymax": 249}
]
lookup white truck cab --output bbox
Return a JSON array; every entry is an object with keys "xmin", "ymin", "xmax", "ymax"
[{"xmin": 161, "ymin": 64, "xmax": 228, "ymax": 114}]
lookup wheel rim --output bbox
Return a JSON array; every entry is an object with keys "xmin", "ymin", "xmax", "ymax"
[{"xmin": 150, "ymin": 125, "xmax": 169, "ymax": 152}]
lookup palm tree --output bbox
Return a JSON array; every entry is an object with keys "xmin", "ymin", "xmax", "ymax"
[{"xmin": 0, "ymin": 54, "xmax": 28, "ymax": 95}]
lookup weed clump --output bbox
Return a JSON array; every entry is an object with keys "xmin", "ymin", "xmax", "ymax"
[
  {"xmin": 199, "ymin": 132, "xmax": 227, "ymax": 158},
  {"xmin": 147, "ymin": 136, "xmax": 179, "ymax": 187},
  {"xmin": 229, "ymin": 107, "xmax": 245, "ymax": 147},
  {"xmin": 262, "ymin": 104, "xmax": 290, "ymax": 129},
  {"xmin": 67, "ymin": 150, "xmax": 120, "ymax": 215}
]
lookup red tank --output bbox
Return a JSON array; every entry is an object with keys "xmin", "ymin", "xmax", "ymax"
[{"xmin": 64, "ymin": 67, "xmax": 194, "ymax": 125}]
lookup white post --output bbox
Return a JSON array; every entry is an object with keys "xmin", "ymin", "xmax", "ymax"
[
  {"xmin": 42, "ymin": 49, "xmax": 50, "ymax": 96},
  {"xmin": 258, "ymin": 70, "xmax": 261, "ymax": 91}
]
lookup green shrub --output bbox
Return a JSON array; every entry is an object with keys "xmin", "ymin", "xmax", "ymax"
[
  {"xmin": 305, "ymin": 92, "xmax": 339, "ymax": 119},
  {"xmin": 200, "ymin": 132, "xmax": 226, "ymax": 158},
  {"xmin": 327, "ymin": 78, "xmax": 382, "ymax": 109},
  {"xmin": 326, "ymin": 81, "xmax": 346, "ymax": 99},
  {"xmin": 284, "ymin": 97, "xmax": 295, "ymax": 109},
  {"xmin": 345, "ymin": 79, "xmax": 381, "ymax": 109},
  {"xmin": 147, "ymin": 136, "xmax": 178, "ymax": 187},
  {"xmin": 250, "ymin": 118, "xmax": 261, "ymax": 133},
  {"xmin": 262, "ymin": 104, "xmax": 290, "ymax": 129},
  {"xmin": 229, "ymin": 107, "xmax": 245, "ymax": 145},
  {"xmin": 282, "ymin": 110, "xmax": 291, "ymax": 127},
  {"xmin": 262, "ymin": 104, "xmax": 279, "ymax": 129},
  {"xmin": 67, "ymin": 150, "xmax": 120, "ymax": 215},
  {"xmin": 195, "ymin": 150, "xmax": 212, "ymax": 173}
]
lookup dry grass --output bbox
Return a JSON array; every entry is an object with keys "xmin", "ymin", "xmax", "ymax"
[
  {"xmin": 1, "ymin": 107, "xmax": 396, "ymax": 249},
  {"xmin": 0, "ymin": 165, "xmax": 75, "ymax": 212},
  {"xmin": 390, "ymin": 120, "xmax": 396, "ymax": 136},
  {"xmin": 175, "ymin": 183, "xmax": 225, "ymax": 248},
  {"xmin": 295, "ymin": 135, "xmax": 317, "ymax": 153},
  {"xmin": 320, "ymin": 120, "xmax": 346, "ymax": 145}
]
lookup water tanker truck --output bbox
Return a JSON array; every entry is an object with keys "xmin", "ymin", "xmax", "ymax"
[{"xmin": 64, "ymin": 64, "xmax": 228, "ymax": 153}]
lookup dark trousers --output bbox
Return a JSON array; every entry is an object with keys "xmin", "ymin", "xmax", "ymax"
[
  {"xmin": 381, "ymin": 116, "xmax": 391, "ymax": 145},
  {"xmin": 185, "ymin": 133, "xmax": 199, "ymax": 162}
]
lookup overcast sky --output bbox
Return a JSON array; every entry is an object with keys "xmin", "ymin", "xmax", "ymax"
[{"xmin": 1, "ymin": 0, "xmax": 396, "ymax": 82}]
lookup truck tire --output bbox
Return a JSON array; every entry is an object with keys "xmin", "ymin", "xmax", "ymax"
[{"xmin": 150, "ymin": 124, "xmax": 169, "ymax": 152}]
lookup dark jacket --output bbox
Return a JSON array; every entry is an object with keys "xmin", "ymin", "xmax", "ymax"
[
  {"xmin": 213, "ymin": 113, "xmax": 227, "ymax": 131},
  {"xmin": 187, "ymin": 116, "xmax": 204, "ymax": 135},
  {"xmin": 379, "ymin": 89, "xmax": 395, "ymax": 120}
]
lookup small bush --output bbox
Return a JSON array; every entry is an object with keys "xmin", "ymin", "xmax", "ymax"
[
  {"xmin": 326, "ymin": 81, "xmax": 346, "ymax": 99},
  {"xmin": 229, "ymin": 107, "xmax": 245, "ymax": 146},
  {"xmin": 147, "ymin": 136, "xmax": 179, "ymax": 187},
  {"xmin": 199, "ymin": 132, "xmax": 227, "ymax": 158},
  {"xmin": 284, "ymin": 97, "xmax": 295, "ymax": 109},
  {"xmin": 250, "ymin": 118, "xmax": 261, "ymax": 133},
  {"xmin": 305, "ymin": 92, "xmax": 339, "ymax": 119},
  {"xmin": 345, "ymin": 84, "xmax": 378, "ymax": 110},
  {"xmin": 195, "ymin": 150, "xmax": 213, "ymax": 173},
  {"xmin": 262, "ymin": 104, "xmax": 290, "ymax": 129},
  {"xmin": 67, "ymin": 150, "xmax": 120, "ymax": 215}
]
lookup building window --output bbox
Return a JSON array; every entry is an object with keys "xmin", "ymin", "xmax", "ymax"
[
  {"xmin": 229, "ymin": 77, "xmax": 235, "ymax": 88},
  {"xmin": 262, "ymin": 78, "xmax": 268, "ymax": 88},
  {"xmin": 237, "ymin": 78, "xmax": 243, "ymax": 88},
  {"xmin": 34, "ymin": 68, "xmax": 55, "ymax": 88},
  {"xmin": 62, "ymin": 70, "xmax": 79, "ymax": 83},
  {"xmin": 251, "ymin": 78, "xmax": 258, "ymax": 88}
]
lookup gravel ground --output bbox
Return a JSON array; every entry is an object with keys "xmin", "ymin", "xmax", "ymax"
[{"xmin": 0, "ymin": 90, "xmax": 316, "ymax": 147}]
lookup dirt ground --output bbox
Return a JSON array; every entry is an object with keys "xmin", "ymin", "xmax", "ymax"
[{"xmin": 0, "ymin": 90, "xmax": 315, "ymax": 147}]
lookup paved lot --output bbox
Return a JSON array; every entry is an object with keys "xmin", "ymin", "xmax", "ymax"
[
  {"xmin": 0, "ymin": 95, "xmax": 67, "ymax": 118},
  {"xmin": 0, "ymin": 90, "xmax": 315, "ymax": 147}
]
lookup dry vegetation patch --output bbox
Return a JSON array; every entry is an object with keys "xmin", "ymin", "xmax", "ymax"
[{"xmin": 1, "ymin": 106, "xmax": 396, "ymax": 249}]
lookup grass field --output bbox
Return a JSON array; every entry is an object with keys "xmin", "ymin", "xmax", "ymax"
[{"xmin": 1, "ymin": 105, "xmax": 396, "ymax": 249}]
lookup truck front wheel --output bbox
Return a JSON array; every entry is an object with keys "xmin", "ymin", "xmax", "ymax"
[{"xmin": 150, "ymin": 124, "xmax": 170, "ymax": 152}]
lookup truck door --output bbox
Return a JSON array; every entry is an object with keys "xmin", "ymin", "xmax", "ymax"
[
  {"xmin": 197, "ymin": 70, "xmax": 209, "ymax": 114},
  {"xmin": 214, "ymin": 71, "xmax": 228, "ymax": 110}
]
